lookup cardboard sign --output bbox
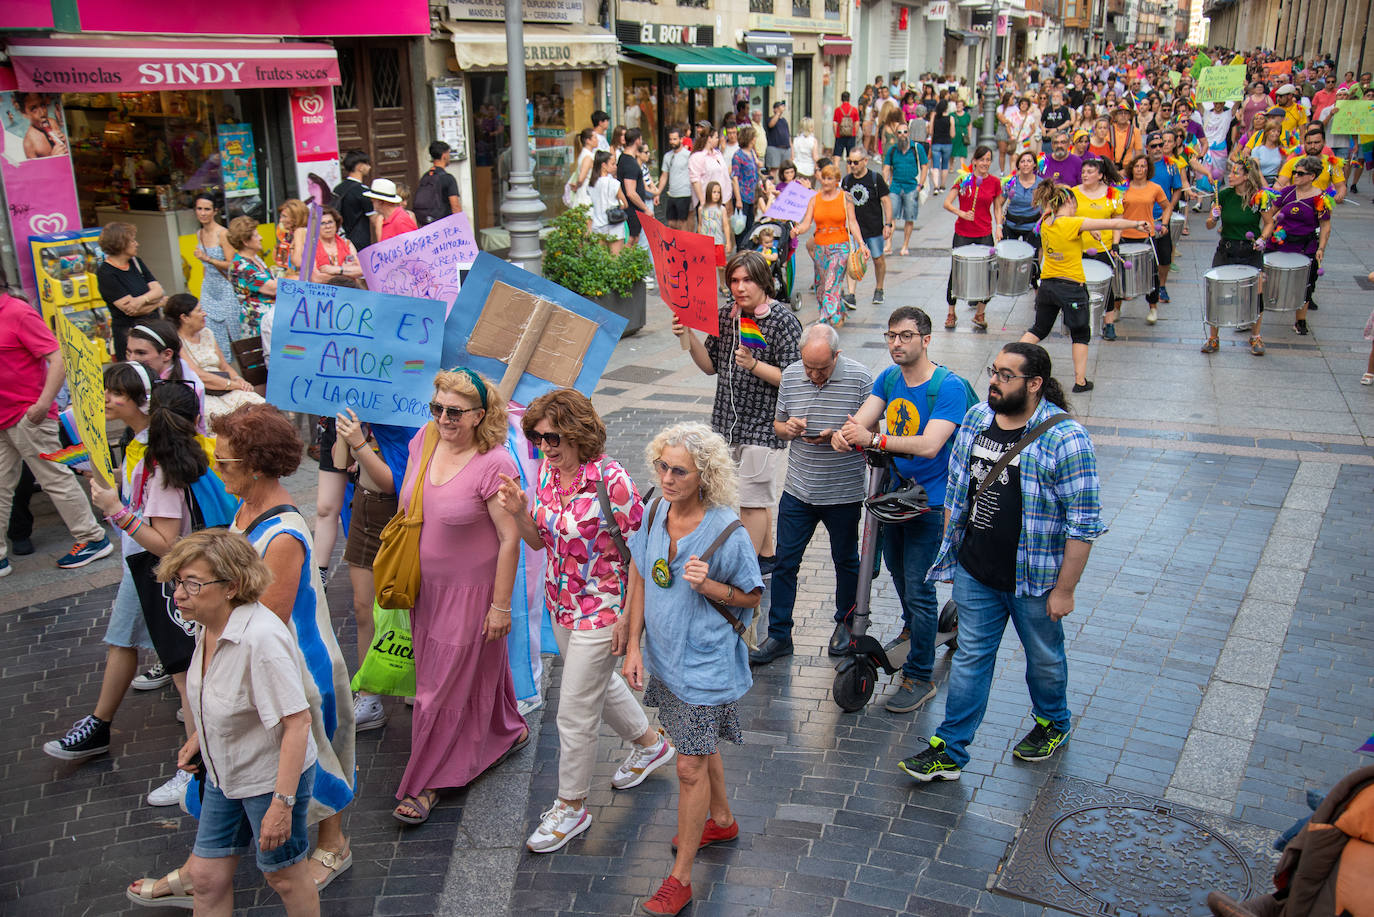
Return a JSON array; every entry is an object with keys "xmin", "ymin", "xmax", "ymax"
[
  {"xmin": 1195, "ymin": 65, "xmax": 1247, "ymax": 103},
  {"xmin": 638, "ymin": 213, "xmax": 720, "ymax": 336},
  {"xmin": 1330, "ymin": 100, "xmax": 1374, "ymax": 137},
  {"xmin": 763, "ymin": 182, "xmax": 817, "ymax": 222},
  {"xmin": 266, "ymin": 279, "xmax": 445, "ymax": 426},
  {"xmin": 441, "ymin": 253, "xmax": 627, "ymax": 405},
  {"xmin": 358, "ymin": 212, "xmax": 478, "ymax": 314},
  {"xmin": 53, "ymin": 313, "xmax": 114, "ymax": 486}
]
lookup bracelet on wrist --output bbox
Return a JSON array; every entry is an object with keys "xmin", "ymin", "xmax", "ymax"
[{"xmin": 489, "ymin": 604, "xmax": 511, "ymax": 613}]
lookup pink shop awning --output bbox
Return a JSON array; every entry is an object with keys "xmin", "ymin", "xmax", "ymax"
[{"xmin": 7, "ymin": 38, "xmax": 341, "ymax": 93}]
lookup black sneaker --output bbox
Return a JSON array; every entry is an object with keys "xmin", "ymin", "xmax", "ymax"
[
  {"xmin": 1307, "ymin": 296, "xmax": 1318, "ymax": 311},
  {"xmin": 132, "ymin": 663, "xmax": 172, "ymax": 691},
  {"xmin": 872, "ymin": 288, "xmax": 885, "ymax": 304},
  {"xmin": 898, "ymin": 738, "xmax": 961, "ymax": 782},
  {"xmin": 1071, "ymin": 380, "xmax": 1094, "ymax": 393},
  {"xmin": 42, "ymin": 714, "xmax": 110, "ymax": 761},
  {"xmin": 1294, "ymin": 319, "xmax": 1310, "ymax": 336},
  {"xmin": 842, "ymin": 294, "xmax": 858, "ymax": 312},
  {"xmin": 756, "ymin": 554, "xmax": 776, "ymax": 579},
  {"xmin": 1012, "ymin": 715, "xmax": 1069, "ymax": 762},
  {"xmin": 11, "ymin": 538, "xmax": 33, "ymax": 556}
]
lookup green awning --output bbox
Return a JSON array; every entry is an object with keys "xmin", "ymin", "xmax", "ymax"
[{"xmin": 623, "ymin": 45, "xmax": 775, "ymax": 89}]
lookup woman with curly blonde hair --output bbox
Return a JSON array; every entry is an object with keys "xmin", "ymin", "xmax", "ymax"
[
  {"xmin": 622, "ymin": 422, "xmax": 762, "ymax": 916},
  {"xmin": 392, "ymin": 368, "xmax": 528, "ymax": 826}
]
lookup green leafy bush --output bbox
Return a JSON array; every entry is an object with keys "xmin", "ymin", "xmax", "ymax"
[{"xmin": 543, "ymin": 205, "xmax": 652, "ymax": 298}]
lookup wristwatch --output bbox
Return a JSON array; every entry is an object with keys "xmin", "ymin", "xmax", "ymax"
[
  {"xmin": 870, "ymin": 432, "xmax": 881, "ymax": 449},
  {"xmin": 273, "ymin": 792, "xmax": 297, "ymax": 806}
]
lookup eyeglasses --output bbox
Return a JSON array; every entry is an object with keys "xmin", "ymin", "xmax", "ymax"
[
  {"xmin": 528, "ymin": 431, "xmax": 563, "ymax": 447},
  {"xmin": 1293, "ymin": 170, "xmax": 1314, "ymax": 176},
  {"xmin": 171, "ymin": 577, "xmax": 229, "ymax": 596},
  {"xmin": 883, "ymin": 330, "xmax": 926, "ymax": 343},
  {"xmin": 986, "ymin": 366, "xmax": 1032, "ymax": 383},
  {"xmin": 653, "ymin": 459, "xmax": 696, "ymax": 479},
  {"xmin": 1148, "ymin": 143, "xmax": 1163, "ymax": 149},
  {"xmin": 429, "ymin": 402, "xmax": 481, "ymax": 422}
]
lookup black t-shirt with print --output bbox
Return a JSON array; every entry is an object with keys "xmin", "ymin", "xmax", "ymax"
[
  {"xmin": 841, "ymin": 169, "xmax": 890, "ymax": 239},
  {"xmin": 957, "ymin": 420, "xmax": 1025, "ymax": 592},
  {"xmin": 1042, "ymin": 105, "xmax": 1074, "ymax": 134}
]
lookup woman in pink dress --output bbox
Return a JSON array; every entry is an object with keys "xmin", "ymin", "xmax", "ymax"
[{"xmin": 392, "ymin": 368, "xmax": 528, "ymax": 825}]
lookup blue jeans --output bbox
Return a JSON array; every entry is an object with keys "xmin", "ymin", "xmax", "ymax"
[
  {"xmin": 881, "ymin": 508, "xmax": 944, "ymax": 680},
  {"xmin": 931, "ymin": 143, "xmax": 953, "ymax": 169},
  {"xmin": 767, "ymin": 491, "xmax": 861, "ymax": 643},
  {"xmin": 934, "ymin": 564, "xmax": 1071, "ymax": 767}
]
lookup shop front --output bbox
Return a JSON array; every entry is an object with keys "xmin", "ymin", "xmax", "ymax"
[
  {"xmin": 1, "ymin": 37, "xmax": 342, "ymax": 307},
  {"xmin": 619, "ymin": 44, "xmax": 775, "ymax": 151},
  {"xmin": 440, "ymin": 21, "xmax": 616, "ymax": 239},
  {"xmin": 613, "ymin": 19, "xmax": 719, "ymax": 161}
]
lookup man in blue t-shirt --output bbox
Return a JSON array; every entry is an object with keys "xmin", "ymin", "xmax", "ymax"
[
  {"xmin": 838, "ymin": 306, "xmax": 969, "ymax": 714},
  {"xmin": 1148, "ymin": 130, "xmax": 1183, "ymax": 304}
]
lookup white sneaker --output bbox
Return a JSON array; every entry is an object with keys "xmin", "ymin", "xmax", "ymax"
[
  {"xmin": 148, "ymin": 769, "xmax": 193, "ymax": 807},
  {"xmin": 354, "ymin": 693, "xmax": 387, "ymax": 732},
  {"xmin": 1146, "ymin": 307, "xmax": 1158, "ymax": 325},
  {"xmin": 132, "ymin": 663, "xmax": 171, "ymax": 691},
  {"xmin": 175, "ymin": 707, "xmax": 184, "ymax": 723},
  {"xmin": 611, "ymin": 732, "xmax": 675, "ymax": 790},
  {"xmin": 526, "ymin": 799, "xmax": 591, "ymax": 853}
]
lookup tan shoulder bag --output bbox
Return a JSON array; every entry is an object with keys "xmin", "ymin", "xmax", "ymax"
[{"xmin": 373, "ymin": 422, "xmax": 440, "ymax": 610}]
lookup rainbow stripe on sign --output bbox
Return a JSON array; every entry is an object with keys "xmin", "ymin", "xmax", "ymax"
[
  {"xmin": 403, "ymin": 360, "xmax": 425, "ymax": 374},
  {"xmin": 281, "ymin": 344, "xmax": 306, "ymax": 359},
  {"xmin": 739, "ymin": 315, "xmax": 767, "ymax": 350}
]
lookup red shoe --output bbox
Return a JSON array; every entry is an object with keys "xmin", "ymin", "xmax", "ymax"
[
  {"xmin": 671, "ymin": 816, "xmax": 739, "ymax": 850},
  {"xmin": 641, "ymin": 876, "xmax": 692, "ymax": 915}
]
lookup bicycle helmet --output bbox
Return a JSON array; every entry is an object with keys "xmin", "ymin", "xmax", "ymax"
[{"xmin": 865, "ymin": 481, "xmax": 929, "ymax": 524}]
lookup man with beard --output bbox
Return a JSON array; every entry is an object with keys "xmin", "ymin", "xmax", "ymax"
[
  {"xmin": 1276, "ymin": 123, "xmax": 1347, "ymax": 204},
  {"xmin": 1042, "ymin": 130, "xmax": 1082, "ymax": 187},
  {"xmin": 899, "ymin": 342, "xmax": 1104, "ymax": 782},
  {"xmin": 883, "ymin": 124, "xmax": 929, "ymax": 257},
  {"xmin": 1039, "ymin": 90, "xmax": 1074, "ymax": 155},
  {"xmin": 841, "ymin": 149, "xmax": 892, "ymax": 307},
  {"xmin": 835, "ymin": 307, "xmax": 973, "ymax": 712},
  {"xmin": 660, "ymin": 127, "xmax": 694, "ymax": 230}
]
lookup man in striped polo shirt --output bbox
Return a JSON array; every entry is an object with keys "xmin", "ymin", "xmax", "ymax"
[{"xmin": 750, "ymin": 324, "xmax": 873, "ymax": 666}]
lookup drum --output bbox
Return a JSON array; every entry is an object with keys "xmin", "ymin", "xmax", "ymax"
[
  {"xmin": 951, "ymin": 245, "xmax": 997, "ymax": 301},
  {"xmin": 1089, "ymin": 292, "xmax": 1105, "ymax": 336},
  {"xmin": 1262, "ymin": 251, "xmax": 1311, "ymax": 313},
  {"xmin": 1203, "ymin": 265, "xmax": 1261, "ymax": 328},
  {"xmin": 994, "ymin": 239, "xmax": 1036, "ymax": 296},
  {"xmin": 1082, "ymin": 259, "xmax": 1113, "ymax": 304},
  {"xmin": 1112, "ymin": 242, "xmax": 1157, "ymax": 300},
  {"xmin": 1169, "ymin": 212, "xmax": 1185, "ymax": 246},
  {"xmin": 1195, "ymin": 191, "xmax": 1215, "ymax": 213}
]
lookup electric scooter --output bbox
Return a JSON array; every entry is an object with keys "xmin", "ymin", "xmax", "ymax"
[{"xmin": 832, "ymin": 448, "xmax": 958, "ymax": 713}]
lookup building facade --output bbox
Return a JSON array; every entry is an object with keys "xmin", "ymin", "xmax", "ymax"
[{"xmin": 1204, "ymin": 0, "xmax": 1374, "ymax": 75}]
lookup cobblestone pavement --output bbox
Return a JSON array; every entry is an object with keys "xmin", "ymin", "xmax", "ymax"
[{"xmin": 1, "ymin": 196, "xmax": 1372, "ymax": 915}]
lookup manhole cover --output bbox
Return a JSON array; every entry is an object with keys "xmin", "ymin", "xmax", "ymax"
[{"xmin": 991, "ymin": 776, "xmax": 1278, "ymax": 917}]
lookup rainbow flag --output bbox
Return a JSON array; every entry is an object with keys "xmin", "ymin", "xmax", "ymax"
[
  {"xmin": 402, "ymin": 360, "xmax": 425, "ymax": 374},
  {"xmin": 40, "ymin": 443, "xmax": 92, "ymax": 473},
  {"xmin": 281, "ymin": 344, "xmax": 306, "ymax": 359},
  {"xmin": 1361, "ymin": 732, "xmax": 1374, "ymax": 755},
  {"xmin": 739, "ymin": 316, "xmax": 767, "ymax": 350}
]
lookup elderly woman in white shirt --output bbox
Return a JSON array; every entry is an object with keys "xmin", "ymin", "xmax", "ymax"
[{"xmin": 157, "ymin": 529, "xmax": 319, "ymax": 916}]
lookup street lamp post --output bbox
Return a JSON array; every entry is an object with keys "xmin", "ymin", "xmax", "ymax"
[
  {"xmin": 982, "ymin": 0, "xmax": 1001, "ymax": 139},
  {"xmin": 500, "ymin": 0, "xmax": 546, "ymax": 274}
]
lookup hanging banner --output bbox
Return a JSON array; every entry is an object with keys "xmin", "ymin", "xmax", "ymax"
[
  {"xmin": 0, "ymin": 86, "xmax": 82, "ymax": 298},
  {"xmin": 289, "ymin": 87, "xmax": 340, "ymax": 207},
  {"xmin": 358, "ymin": 212, "xmax": 478, "ymax": 314},
  {"xmin": 638, "ymin": 213, "xmax": 719, "ymax": 336},
  {"xmin": 53, "ymin": 313, "xmax": 115, "ymax": 486},
  {"xmin": 266, "ymin": 279, "xmax": 446, "ymax": 425}
]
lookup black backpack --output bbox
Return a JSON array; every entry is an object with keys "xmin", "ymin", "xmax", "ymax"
[{"xmin": 413, "ymin": 167, "xmax": 447, "ymax": 225}]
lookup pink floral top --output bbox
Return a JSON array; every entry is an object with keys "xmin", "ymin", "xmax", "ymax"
[{"xmin": 533, "ymin": 456, "xmax": 643, "ymax": 631}]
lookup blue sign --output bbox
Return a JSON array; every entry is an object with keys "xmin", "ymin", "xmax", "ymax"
[{"xmin": 267, "ymin": 279, "xmax": 445, "ymax": 425}]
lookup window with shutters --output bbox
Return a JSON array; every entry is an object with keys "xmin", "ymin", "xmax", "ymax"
[
  {"xmin": 824, "ymin": 0, "xmax": 841, "ymax": 18},
  {"xmin": 793, "ymin": 0, "xmax": 810, "ymax": 16},
  {"xmin": 750, "ymin": 0, "xmax": 773, "ymax": 10}
]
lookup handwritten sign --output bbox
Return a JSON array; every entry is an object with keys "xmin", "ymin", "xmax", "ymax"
[
  {"xmin": 53, "ymin": 313, "xmax": 114, "ymax": 486},
  {"xmin": 1167, "ymin": 70, "xmax": 1182, "ymax": 88},
  {"xmin": 1331, "ymin": 100, "xmax": 1374, "ymax": 137},
  {"xmin": 266, "ymin": 280, "xmax": 445, "ymax": 425},
  {"xmin": 1195, "ymin": 65, "xmax": 1247, "ymax": 104},
  {"xmin": 358, "ymin": 212, "xmax": 478, "ymax": 315},
  {"xmin": 763, "ymin": 182, "xmax": 818, "ymax": 222},
  {"xmin": 638, "ymin": 214, "xmax": 720, "ymax": 336}
]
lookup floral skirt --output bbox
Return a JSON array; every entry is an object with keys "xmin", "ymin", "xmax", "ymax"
[
  {"xmin": 644, "ymin": 676, "xmax": 742, "ymax": 757},
  {"xmin": 813, "ymin": 241, "xmax": 852, "ymax": 325}
]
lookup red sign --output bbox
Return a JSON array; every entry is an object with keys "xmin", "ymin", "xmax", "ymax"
[
  {"xmin": 639, "ymin": 214, "xmax": 720, "ymax": 335},
  {"xmin": 1263, "ymin": 60, "xmax": 1293, "ymax": 77}
]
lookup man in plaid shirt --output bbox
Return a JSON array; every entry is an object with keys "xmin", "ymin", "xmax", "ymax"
[{"xmin": 899, "ymin": 343, "xmax": 1105, "ymax": 783}]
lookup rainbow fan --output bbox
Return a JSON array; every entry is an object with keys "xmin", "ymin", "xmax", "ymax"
[{"xmin": 40, "ymin": 444, "xmax": 92, "ymax": 473}]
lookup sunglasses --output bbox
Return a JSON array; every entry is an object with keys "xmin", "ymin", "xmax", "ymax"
[
  {"xmin": 528, "ymin": 431, "xmax": 563, "ymax": 447},
  {"xmin": 653, "ymin": 459, "xmax": 696, "ymax": 479},
  {"xmin": 1293, "ymin": 170, "xmax": 1314, "ymax": 176},
  {"xmin": 429, "ymin": 402, "xmax": 481, "ymax": 422},
  {"xmin": 848, "ymin": 159, "xmax": 865, "ymax": 165}
]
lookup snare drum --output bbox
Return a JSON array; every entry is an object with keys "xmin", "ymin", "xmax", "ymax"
[
  {"xmin": 1169, "ymin": 213, "xmax": 1185, "ymax": 246},
  {"xmin": 1262, "ymin": 252, "xmax": 1311, "ymax": 313},
  {"xmin": 1203, "ymin": 265, "xmax": 1261, "ymax": 328},
  {"xmin": 1112, "ymin": 242, "xmax": 1157, "ymax": 300},
  {"xmin": 994, "ymin": 239, "xmax": 1036, "ymax": 296},
  {"xmin": 951, "ymin": 245, "xmax": 998, "ymax": 302},
  {"xmin": 1082, "ymin": 259, "xmax": 1113, "ymax": 305}
]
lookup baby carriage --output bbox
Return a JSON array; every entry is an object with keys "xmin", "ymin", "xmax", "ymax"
[{"xmin": 739, "ymin": 217, "xmax": 803, "ymax": 312}]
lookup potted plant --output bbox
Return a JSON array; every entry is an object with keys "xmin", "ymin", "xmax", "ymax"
[{"xmin": 543, "ymin": 205, "xmax": 652, "ymax": 336}]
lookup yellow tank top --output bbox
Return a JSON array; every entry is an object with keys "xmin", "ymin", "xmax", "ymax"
[{"xmin": 1072, "ymin": 186, "xmax": 1121, "ymax": 253}]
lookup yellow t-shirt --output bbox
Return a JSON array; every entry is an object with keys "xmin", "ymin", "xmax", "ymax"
[
  {"xmin": 1072, "ymin": 186, "xmax": 1121, "ymax": 252},
  {"xmin": 1040, "ymin": 216, "xmax": 1088, "ymax": 283},
  {"xmin": 1280, "ymin": 102, "xmax": 1307, "ymax": 135},
  {"xmin": 1277, "ymin": 150, "xmax": 1345, "ymax": 190}
]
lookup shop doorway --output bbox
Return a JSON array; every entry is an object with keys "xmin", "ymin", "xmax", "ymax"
[
  {"xmin": 333, "ymin": 39, "xmax": 417, "ymax": 188},
  {"xmin": 790, "ymin": 56, "xmax": 813, "ymax": 123}
]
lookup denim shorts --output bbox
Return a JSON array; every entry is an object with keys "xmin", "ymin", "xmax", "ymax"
[
  {"xmin": 193, "ymin": 764, "xmax": 316, "ymax": 872},
  {"xmin": 931, "ymin": 143, "xmax": 953, "ymax": 169},
  {"xmin": 104, "ymin": 565, "xmax": 154, "ymax": 650},
  {"xmin": 891, "ymin": 190, "xmax": 920, "ymax": 223},
  {"xmin": 863, "ymin": 235, "xmax": 886, "ymax": 260}
]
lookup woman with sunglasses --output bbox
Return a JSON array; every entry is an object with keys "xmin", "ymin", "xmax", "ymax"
[
  {"xmin": 1201, "ymin": 157, "xmax": 1271, "ymax": 356},
  {"xmin": 622, "ymin": 422, "xmax": 763, "ymax": 916},
  {"xmin": 390, "ymin": 369, "xmax": 528, "ymax": 826},
  {"xmin": 1262, "ymin": 154, "xmax": 1331, "ymax": 337},
  {"xmin": 493, "ymin": 389, "xmax": 669, "ymax": 855}
]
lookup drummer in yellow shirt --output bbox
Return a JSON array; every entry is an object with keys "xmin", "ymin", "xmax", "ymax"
[
  {"xmin": 1020, "ymin": 180, "xmax": 1152, "ymax": 395},
  {"xmin": 1275, "ymin": 123, "xmax": 1347, "ymax": 203},
  {"xmin": 1072, "ymin": 158, "xmax": 1126, "ymax": 342}
]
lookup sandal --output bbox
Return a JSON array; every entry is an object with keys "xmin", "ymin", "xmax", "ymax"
[
  {"xmin": 491, "ymin": 729, "xmax": 532, "ymax": 772},
  {"xmin": 944, "ymin": 314, "xmax": 958, "ymax": 329},
  {"xmin": 972, "ymin": 313, "xmax": 988, "ymax": 331},
  {"xmin": 393, "ymin": 788, "xmax": 439, "ymax": 826},
  {"xmin": 309, "ymin": 846, "xmax": 353, "ymax": 890},
  {"xmin": 127, "ymin": 867, "xmax": 194, "ymax": 910},
  {"xmin": 1249, "ymin": 336, "xmax": 1265, "ymax": 356},
  {"xmin": 1200, "ymin": 337, "xmax": 1219, "ymax": 354}
]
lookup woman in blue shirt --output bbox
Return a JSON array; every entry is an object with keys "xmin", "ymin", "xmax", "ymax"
[
  {"xmin": 1002, "ymin": 150, "xmax": 1043, "ymax": 253},
  {"xmin": 623, "ymin": 422, "xmax": 763, "ymax": 917}
]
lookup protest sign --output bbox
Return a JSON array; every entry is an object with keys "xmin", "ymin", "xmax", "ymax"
[
  {"xmin": 1331, "ymin": 100, "xmax": 1374, "ymax": 137},
  {"xmin": 1167, "ymin": 70, "xmax": 1182, "ymax": 88},
  {"xmin": 638, "ymin": 213, "xmax": 720, "ymax": 336},
  {"xmin": 267, "ymin": 279, "xmax": 445, "ymax": 426},
  {"xmin": 1263, "ymin": 60, "xmax": 1292, "ymax": 77},
  {"xmin": 358, "ymin": 212, "xmax": 478, "ymax": 314},
  {"xmin": 1195, "ymin": 65, "xmax": 1247, "ymax": 103},
  {"xmin": 763, "ymin": 182, "xmax": 817, "ymax": 222},
  {"xmin": 53, "ymin": 313, "xmax": 114, "ymax": 486},
  {"xmin": 442, "ymin": 253, "xmax": 627, "ymax": 405}
]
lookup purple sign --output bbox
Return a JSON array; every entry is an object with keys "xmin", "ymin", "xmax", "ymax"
[
  {"xmin": 359, "ymin": 212, "xmax": 478, "ymax": 315},
  {"xmin": 763, "ymin": 182, "xmax": 817, "ymax": 222},
  {"xmin": 1, "ymin": 90, "xmax": 81, "ymax": 297}
]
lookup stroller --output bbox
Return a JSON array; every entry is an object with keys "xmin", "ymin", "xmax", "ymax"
[{"xmin": 739, "ymin": 218, "xmax": 802, "ymax": 311}]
